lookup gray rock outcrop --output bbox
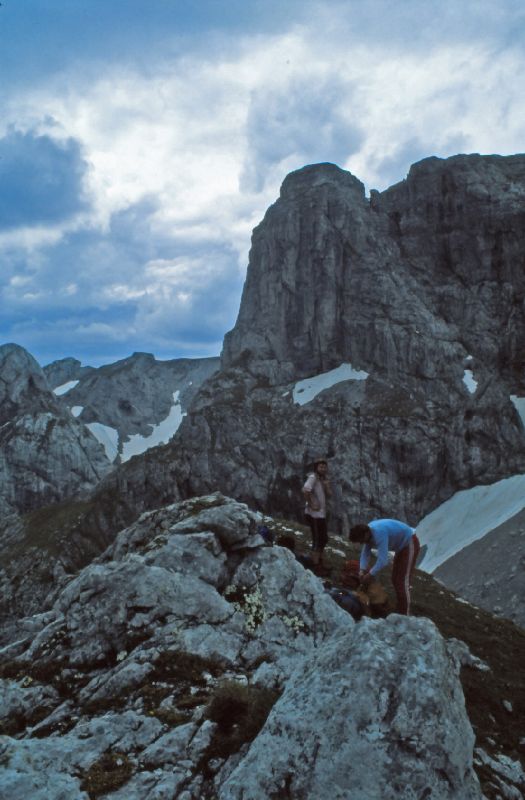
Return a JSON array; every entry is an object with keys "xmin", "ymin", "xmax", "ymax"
[
  {"xmin": 0, "ymin": 495, "xmax": 485, "ymax": 800},
  {"xmin": 0, "ymin": 343, "xmax": 58, "ymax": 425},
  {"xmin": 0, "ymin": 343, "xmax": 112, "ymax": 518},
  {"xmin": 43, "ymin": 356, "xmax": 94, "ymax": 389},
  {"xmin": 220, "ymin": 616, "xmax": 481, "ymax": 800}
]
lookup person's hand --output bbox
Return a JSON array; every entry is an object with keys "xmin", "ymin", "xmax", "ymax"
[
  {"xmin": 310, "ymin": 502, "xmax": 320, "ymax": 511},
  {"xmin": 360, "ymin": 572, "xmax": 373, "ymax": 588}
]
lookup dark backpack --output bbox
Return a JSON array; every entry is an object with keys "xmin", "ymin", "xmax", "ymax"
[{"xmin": 325, "ymin": 587, "xmax": 366, "ymax": 622}]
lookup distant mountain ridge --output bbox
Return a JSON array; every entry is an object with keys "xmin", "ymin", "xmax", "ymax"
[{"xmin": 45, "ymin": 351, "xmax": 219, "ymax": 463}]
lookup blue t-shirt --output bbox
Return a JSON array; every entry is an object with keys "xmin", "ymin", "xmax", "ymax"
[{"xmin": 360, "ymin": 519, "xmax": 415, "ymax": 576}]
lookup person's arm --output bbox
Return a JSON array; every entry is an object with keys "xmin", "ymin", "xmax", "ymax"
[
  {"xmin": 369, "ymin": 535, "xmax": 389, "ymax": 576},
  {"xmin": 302, "ymin": 475, "xmax": 320, "ymax": 510},
  {"xmin": 359, "ymin": 543, "xmax": 371, "ymax": 572}
]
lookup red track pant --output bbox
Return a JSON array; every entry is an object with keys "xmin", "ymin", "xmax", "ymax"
[{"xmin": 392, "ymin": 534, "xmax": 420, "ymax": 615}]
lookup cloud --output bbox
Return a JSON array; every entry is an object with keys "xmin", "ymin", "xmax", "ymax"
[
  {"xmin": 0, "ymin": 129, "xmax": 89, "ymax": 230},
  {"xmin": 1, "ymin": 1, "xmax": 525, "ymax": 365},
  {"xmin": 0, "ymin": 197, "xmax": 243, "ymax": 365},
  {"xmin": 241, "ymin": 77, "xmax": 364, "ymax": 192}
]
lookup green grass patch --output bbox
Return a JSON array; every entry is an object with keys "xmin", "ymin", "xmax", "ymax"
[{"xmin": 21, "ymin": 500, "xmax": 94, "ymax": 557}]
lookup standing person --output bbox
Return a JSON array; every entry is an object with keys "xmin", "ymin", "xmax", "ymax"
[
  {"xmin": 302, "ymin": 459, "xmax": 331, "ymax": 567},
  {"xmin": 348, "ymin": 519, "xmax": 420, "ymax": 615}
]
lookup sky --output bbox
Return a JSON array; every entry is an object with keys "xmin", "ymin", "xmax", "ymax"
[{"xmin": 1, "ymin": 1, "xmax": 524, "ymax": 367}]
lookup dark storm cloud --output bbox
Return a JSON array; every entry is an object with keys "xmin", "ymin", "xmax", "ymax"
[
  {"xmin": 0, "ymin": 130, "xmax": 89, "ymax": 230},
  {"xmin": 241, "ymin": 78, "xmax": 364, "ymax": 192},
  {"xmin": 0, "ymin": 197, "xmax": 244, "ymax": 366},
  {"xmin": 372, "ymin": 134, "xmax": 471, "ymax": 191}
]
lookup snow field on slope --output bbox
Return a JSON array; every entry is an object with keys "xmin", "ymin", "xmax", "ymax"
[
  {"xmin": 293, "ymin": 363, "xmax": 369, "ymax": 405},
  {"xmin": 417, "ymin": 474, "xmax": 525, "ymax": 573},
  {"xmin": 121, "ymin": 391, "xmax": 186, "ymax": 462}
]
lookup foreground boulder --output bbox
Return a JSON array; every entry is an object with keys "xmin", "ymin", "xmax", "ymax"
[{"xmin": 220, "ymin": 616, "xmax": 481, "ymax": 799}]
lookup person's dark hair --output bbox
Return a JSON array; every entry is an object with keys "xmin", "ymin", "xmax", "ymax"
[
  {"xmin": 313, "ymin": 459, "xmax": 328, "ymax": 473},
  {"xmin": 349, "ymin": 524, "xmax": 370, "ymax": 543}
]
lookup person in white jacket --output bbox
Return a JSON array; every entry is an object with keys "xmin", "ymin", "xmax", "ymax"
[{"xmin": 302, "ymin": 459, "xmax": 331, "ymax": 566}]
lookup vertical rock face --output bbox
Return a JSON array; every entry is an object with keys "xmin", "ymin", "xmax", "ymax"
[
  {"xmin": 0, "ymin": 343, "xmax": 111, "ymax": 517},
  {"xmin": 223, "ymin": 163, "xmax": 374, "ymax": 382},
  {"xmin": 223, "ymin": 156, "xmax": 525, "ymax": 393},
  {"xmin": 375, "ymin": 155, "xmax": 525, "ymax": 390}
]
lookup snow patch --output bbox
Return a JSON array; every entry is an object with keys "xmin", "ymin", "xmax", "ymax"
[
  {"xmin": 462, "ymin": 369, "xmax": 477, "ymax": 394},
  {"xmin": 71, "ymin": 406, "xmax": 83, "ymax": 418},
  {"xmin": 510, "ymin": 395, "xmax": 525, "ymax": 427},
  {"xmin": 54, "ymin": 380, "xmax": 79, "ymax": 396},
  {"xmin": 417, "ymin": 474, "xmax": 525, "ymax": 573},
  {"xmin": 293, "ymin": 363, "xmax": 369, "ymax": 406},
  {"xmin": 86, "ymin": 422, "xmax": 119, "ymax": 462},
  {"xmin": 121, "ymin": 391, "xmax": 185, "ymax": 462}
]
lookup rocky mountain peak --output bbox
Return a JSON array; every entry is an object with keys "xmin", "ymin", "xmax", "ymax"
[
  {"xmin": 43, "ymin": 356, "xmax": 93, "ymax": 390},
  {"xmin": 279, "ymin": 161, "xmax": 366, "ymax": 202},
  {"xmin": 0, "ymin": 342, "xmax": 58, "ymax": 425},
  {"xmin": 224, "ymin": 153, "xmax": 525, "ymax": 389}
]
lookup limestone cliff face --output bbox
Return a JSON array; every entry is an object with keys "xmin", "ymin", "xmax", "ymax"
[
  {"xmin": 92, "ymin": 156, "xmax": 525, "ymax": 538},
  {"xmin": 173, "ymin": 156, "xmax": 525, "ymax": 526},
  {"xmin": 223, "ymin": 156, "xmax": 525, "ymax": 392}
]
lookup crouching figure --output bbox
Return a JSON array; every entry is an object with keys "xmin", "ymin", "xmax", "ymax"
[{"xmin": 349, "ymin": 519, "xmax": 420, "ymax": 616}]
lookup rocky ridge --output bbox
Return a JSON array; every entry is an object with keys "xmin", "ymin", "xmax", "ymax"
[
  {"xmin": 3, "ymin": 494, "xmax": 514, "ymax": 800},
  {"xmin": 46, "ymin": 351, "xmax": 219, "ymax": 463},
  {"xmin": 43, "ymin": 356, "xmax": 94, "ymax": 389}
]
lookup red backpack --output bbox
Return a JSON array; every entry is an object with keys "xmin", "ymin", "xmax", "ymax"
[{"xmin": 340, "ymin": 559, "xmax": 360, "ymax": 589}]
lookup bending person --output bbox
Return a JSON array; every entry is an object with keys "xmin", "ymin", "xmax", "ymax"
[{"xmin": 349, "ymin": 519, "xmax": 420, "ymax": 615}]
